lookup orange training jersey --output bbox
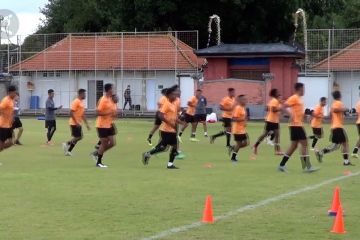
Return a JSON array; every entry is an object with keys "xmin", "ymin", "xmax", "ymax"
[
  {"xmin": 96, "ymin": 96, "xmax": 116, "ymax": 128},
  {"xmin": 158, "ymin": 96, "xmax": 167, "ymax": 110},
  {"xmin": 232, "ymin": 105, "xmax": 247, "ymax": 134},
  {"xmin": 221, "ymin": 96, "xmax": 235, "ymax": 118},
  {"xmin": 331, "ymin": 100, "xmax": 344, "ymax": 129},
  {"xmin": 311, "ymin": 104, "xmax": 324, "ymax": 128},
  {"xmin": 159, "ymin": 100, "xmax": 178, "ymax": 133},
  {"xmin": 174, "ymin": 97, "xmax": 181, "ymax": 113},
  {"xmin": 356, "ymin": 101, "xmax": 360, "ymax": 124},
  {"xmin": 186, "ymin": 96, "xmax": 198, "ymax": 116},
  {"xmin": 0, "ymin": 96, "xmax": 14, "ymax": 128},
  {"xmin": 69, "ymin": 98, "xmax": 85, "ymax": 126},
  {"xmin": 266, "ymin": 98, "xmax": 280, "ymax": 123},
  {"xmin": 285, "ymin": 94, "xmax": 304, "ymax": 127}
]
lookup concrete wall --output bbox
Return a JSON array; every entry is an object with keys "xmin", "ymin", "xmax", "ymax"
[{"xmin": 334, "ymin": 71, "xmax": 360, "ymax": 109}]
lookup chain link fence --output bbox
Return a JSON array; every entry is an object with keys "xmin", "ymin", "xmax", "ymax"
[{"xmin": 0, "ymin": 31, "xmax": 200, "ymax": 114}]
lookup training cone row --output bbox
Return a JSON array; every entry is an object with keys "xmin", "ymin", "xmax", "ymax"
[{"xmin": 202, "ymin": 195, "xmax": 214, "ymax": 223}]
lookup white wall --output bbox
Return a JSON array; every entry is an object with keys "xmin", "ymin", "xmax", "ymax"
[
  {"xmin": 298, "ymin": 75, "xmax": 332, "ymax": 115},
  {"xmin": 335, "ymin": 71, "xmax": 360, "ymax": 109}
]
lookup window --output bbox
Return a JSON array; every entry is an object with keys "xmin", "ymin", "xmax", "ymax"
[
  {"xmin": 230, "ymin": 70, "xmax": 266, "ymax": 81},
  {"xmin": 55, "ymin": 71, "xmax": 61, "ymax": 77},
  {"xmin": 48, "ymin": 71, "xmax": 54, "ymax": 77},
  {"xmin": 42, "ymin": 72, "xmax": 48, "ymax": 77}
]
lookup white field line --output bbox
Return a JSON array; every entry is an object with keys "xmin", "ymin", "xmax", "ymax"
[{"xmin": 141, "ymin": 171, "xmax": 360, "ymax": 240}]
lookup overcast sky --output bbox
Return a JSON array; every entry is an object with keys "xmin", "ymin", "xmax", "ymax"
[{"xmin": 1, "ymin": 0, "xmax": 48, "ymax": 42}]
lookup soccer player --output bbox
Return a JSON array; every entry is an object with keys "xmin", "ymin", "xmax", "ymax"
[
  {"xmin": 352, "ymin": 99, "xmax": 360, "ymax": 158},
  {"xmin": 210, "ymin": 88, "xmax": 235, "ymax": 149},
  {"xmin": 178, "ymin": 91, "xmax": 199, "ymax": 142},
  {"xmin": 315, "ymin": 91, "xmax": 354, "ymax": 166},
  {"xmin": 252, "ymin": 89, "xmax": 282, "ymax": 156},
  {"xmin": 230, "ymin": 95, "xmax": 249, "ymax": 162},
  {"xmin": 45, "ymin": 89, "xmax": 62, "ymax": 145},
  {"xmin": 309, "ymin": 97, "xmax": 327, "ymax": 150},
  {"xmin": 93, "ymin": 84, "xmax": 117, "ymax": 168},
  {"xmin": 147, "ymin": 88, "xmax": 168, "ymax": 146},
  {"xmin": 194, "ymin": 90, "xmax": 208, "ymax": 137},
  {"xmin": 0, "ymin": 85, "xmax": 17, "ymax": 152},
  {"xmin": 62, "ymin": 89, "xmax": 90, "ymax": 156},
  {"xmin": 12, "ymin": 94, "xmax": 23, "ymax": 145},
  {"xmin": 142, "ymin": 86, "xmax": 181, "ymax": 169},
  {"xmin": 278, "ymin": 83, "xmax": 319, "ymax": 173}
]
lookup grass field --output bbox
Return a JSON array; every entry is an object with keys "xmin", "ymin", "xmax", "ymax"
[{"xmin": 0, "ymin": 118, "xmax": 360, "ymax": 240}]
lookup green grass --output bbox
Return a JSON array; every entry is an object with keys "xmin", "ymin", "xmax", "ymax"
[{"xmin": 0, "ymin": 118, "xmax": 360, "ymax": 240}]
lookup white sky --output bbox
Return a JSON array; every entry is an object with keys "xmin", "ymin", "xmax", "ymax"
[{"xmin": 1, "ymin": 0, "xmax": 48, "ymax": 43}]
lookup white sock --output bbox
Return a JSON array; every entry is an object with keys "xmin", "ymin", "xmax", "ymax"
[
  {"xmin": 344, "ymin": 159, "xmax": 349, "ymax": 164},
  {"xmin": 167, "ymin": 162, "xmax": 174, "ymax": 167}
]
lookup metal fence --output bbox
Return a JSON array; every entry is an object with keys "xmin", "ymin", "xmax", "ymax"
[
  {"xmin": 0, "ymin": 31, "xmax": 200, "ymax": 113},
  {"xmin": 305, "ymin": 28, "xmax": 360, "ymax": 74}
]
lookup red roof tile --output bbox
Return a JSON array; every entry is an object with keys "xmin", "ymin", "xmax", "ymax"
[
  {"xmin": 10, "ymin": 34, "xmax": 203, "ymax": 71},
  {"xmin": 312, "ymin": 39, "xmax": 360, "ymax": 71}
]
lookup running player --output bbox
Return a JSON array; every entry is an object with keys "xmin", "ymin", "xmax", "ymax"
[
  {"xmin": 45, "ymin": 89, "xmax": 62, "ymax": 145},
  {"xmin": 142, "ymin": 85, "xmax": 181, "ymax": 169},
  {"xmin": 309, "ymin": 97, "xmax": 327, "ymax": 150},
  {"xmin": 278, "ymin": 83, "xmax": 319, "ymax": 173},
  {"xmin": 315, "ymin": 91, "xmax": 354, "ymax": 166},
  {"xmin": 147, "ymin": 88, "xmax": 168, "ymax": 146},
  {"xmin": 194, "ymin": 90, "xmax": 208, "ymax": 138},
  {"xmin": 93, "ymin": 84, "xmax": 117, "ymax": 168},
  {"xmin": 178, "ymin": 91, "xmax": 199, "ymax": 142},
  {"xmin": 0, "ymin": 85, "xmax": 17, "ymax": 152},
  {"xmin": 252, "ymin": 89, "xmax": 282, "ymax": 156},
  {"xmin": 12, "ymin": 94, "xmax": 23, "ymax": 145},
  {"xmin": 210, "ymin": 88, "xmax": 235, "ymax": 149},
  {"xmin": 352, "ymin": 99, "xmax": 360, "ymax": 158},
  {"xmin": 62, "ymin": 89, "xmax": 90, "ymax": 156},
  {"xmin": 230, "ymin": 95, "xmax": 249, "ymax": 162}
]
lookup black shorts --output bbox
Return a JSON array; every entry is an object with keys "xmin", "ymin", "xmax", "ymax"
[
  {"xmin": 195, "ymin": 114, "xmax": 207, "ymax": 122},
  {"xmin": 312, "ymin": 127, "xmax": 323, "ymax": 138},
  {"xmin": 265, "ymin": 121, "xmax": 279, "ymax": 132},
  {"xmin": 160, "ymin": 131, "xmax": 177, "ymax": 146},
  {"xmin": 97, "ymin": 125, "xmax": 117, "ymax": 138},
  {"xmin": 12, "ymin": 117, "xmax": 22, "ymax": 129},
  {"xmin": 331, "ymin": 128, "xmax": 347, "ymax": 144},
  {"xmin": 71, "ymin": 125, "xmax": 83, "ymax": 138},
  {"xmin": 154, "ymin": 111, "xmax": 162, "ymax": 126},
  {"xmin": 289, "ymin": 126, "xmax": 307, "ymax": 141},
  {"xmin": 45, "ymin": 120, "xmax": 56, "ymax": 129},
  {"xmin": 357, "ymin": 124, "xmax": 360, "ymax": 135},
  {"xmin": 184, "ymin": 113, "xmax": 195, "ymax": 123},
  {"xmin": 222, "ymin": 118, "xmax": 232, "ymax": 128},
  {"xmin": 234, "ymin": 133, "xmax": 249, "ymax": 142},
  {"xmin": 0, "ymin": 128, "xmax": 13, "ymax": 142}
]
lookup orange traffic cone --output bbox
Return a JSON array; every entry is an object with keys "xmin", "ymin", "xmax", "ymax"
[
  {"xmin": 328, "ymin": 186, "xmax": 341, "ymax": 216},
  {"xmin": 202, "ymin": 195, "xmax": 214, "ymax": 223},
  {"xmin": 331, "ymin": 204, "xmax": 346, "ymax": 234}
]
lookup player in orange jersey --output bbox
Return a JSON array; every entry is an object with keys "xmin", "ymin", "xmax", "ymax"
[
  {"xmin": 278, "ymin": 83, "xmax": 319, "ymax": 173},
  {"xmin": 253, "ymin": 89, "xmax": 282, "ymax": 155},
  {"xmin": 210, "ymin": 88, "xmax": 235, "ymax": 149},
  {"xmin": 142, "ymin": 85, "xmax": 182, "ymax": 169},
  {"xmin": 0, "ymin": 85, "xmax": 17, "ymax": 152},
  {"xmin": 315, "ymin": 91, "xmax": 354, "ymax": 166},
  {"xmin": 352, "ymin": 99, "xmax": 360, "ymax": 158},
  {"xmin": 309, "ymin": 97, "xmax": 327, "ymax": 150},
  {"xmin": 230, "ymin": 95, "xmax": 249, "ymax": 162},
  {"xmin": 147, "ymin": 88, "xmax": 168, "ymax": 146},
  {"xmin": 178, "ymin": 90, "xmax": 201, "ymax": 142},
  {"xmin": 62, "ymin": 89, "xmax": 90, "ymax": 156}
]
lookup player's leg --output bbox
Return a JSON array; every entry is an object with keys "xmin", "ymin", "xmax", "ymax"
[
  {"xmin": 15, "ymin": 127, "xmax": 23, "ymax": 144},
  {"xmin": 202, "ymin": 121, "xmax": 208, "ymax": 137},
  {"xmin": 253, "ymin": 127, "xmax": 269, "ymax": 155},
  {"xmin": 64, "ymin": 126, "xmax": 83, "ymax": 155},
  {"xmin": 279, "ymin": 140, "xmax": 298, "ymax": 170},
  {"xmin": 97, "ymin": 136, "xmax": 110, "ymax": 167},
  {"xmin": 352, "ymin": 124, "xmax": 360, "ymax": 158},
  {"xmin": 273, "ymin": 128, "xmax": 282, "ymax": 155},
  {"xmin": 142, "ymin": 131, "xmax": 168, "ymax": 165},
  {"xmin": 210, "ymin": 118, "xmax": 230, "ymax": 144},
  {"xmin": 47, "ymin": 121, "xmax": 56, "ymax": 143},
  {"xmin": 190, "ymin": 121, "xmax": 199, "ymax": 141},
  {"xmin": 167, "ymin": 142, "xmax": 179, "ymax": 169}
]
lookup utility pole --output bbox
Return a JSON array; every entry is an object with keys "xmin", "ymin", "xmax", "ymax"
[{"xmin": 0, "ymin": 15, "xmax": 3, "ymax": 72}]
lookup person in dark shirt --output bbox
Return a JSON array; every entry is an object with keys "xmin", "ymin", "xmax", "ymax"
[
  {"xmin": 45, "ymin": 89, "xmax": 62, "ymax": 145},
  {"xmin": 123, "ymin": 85, "xmax": 132, "ymax": 110},
  {"xmin": 12, "ymin": 94, "xmax": 23, "ymax": 145}
]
